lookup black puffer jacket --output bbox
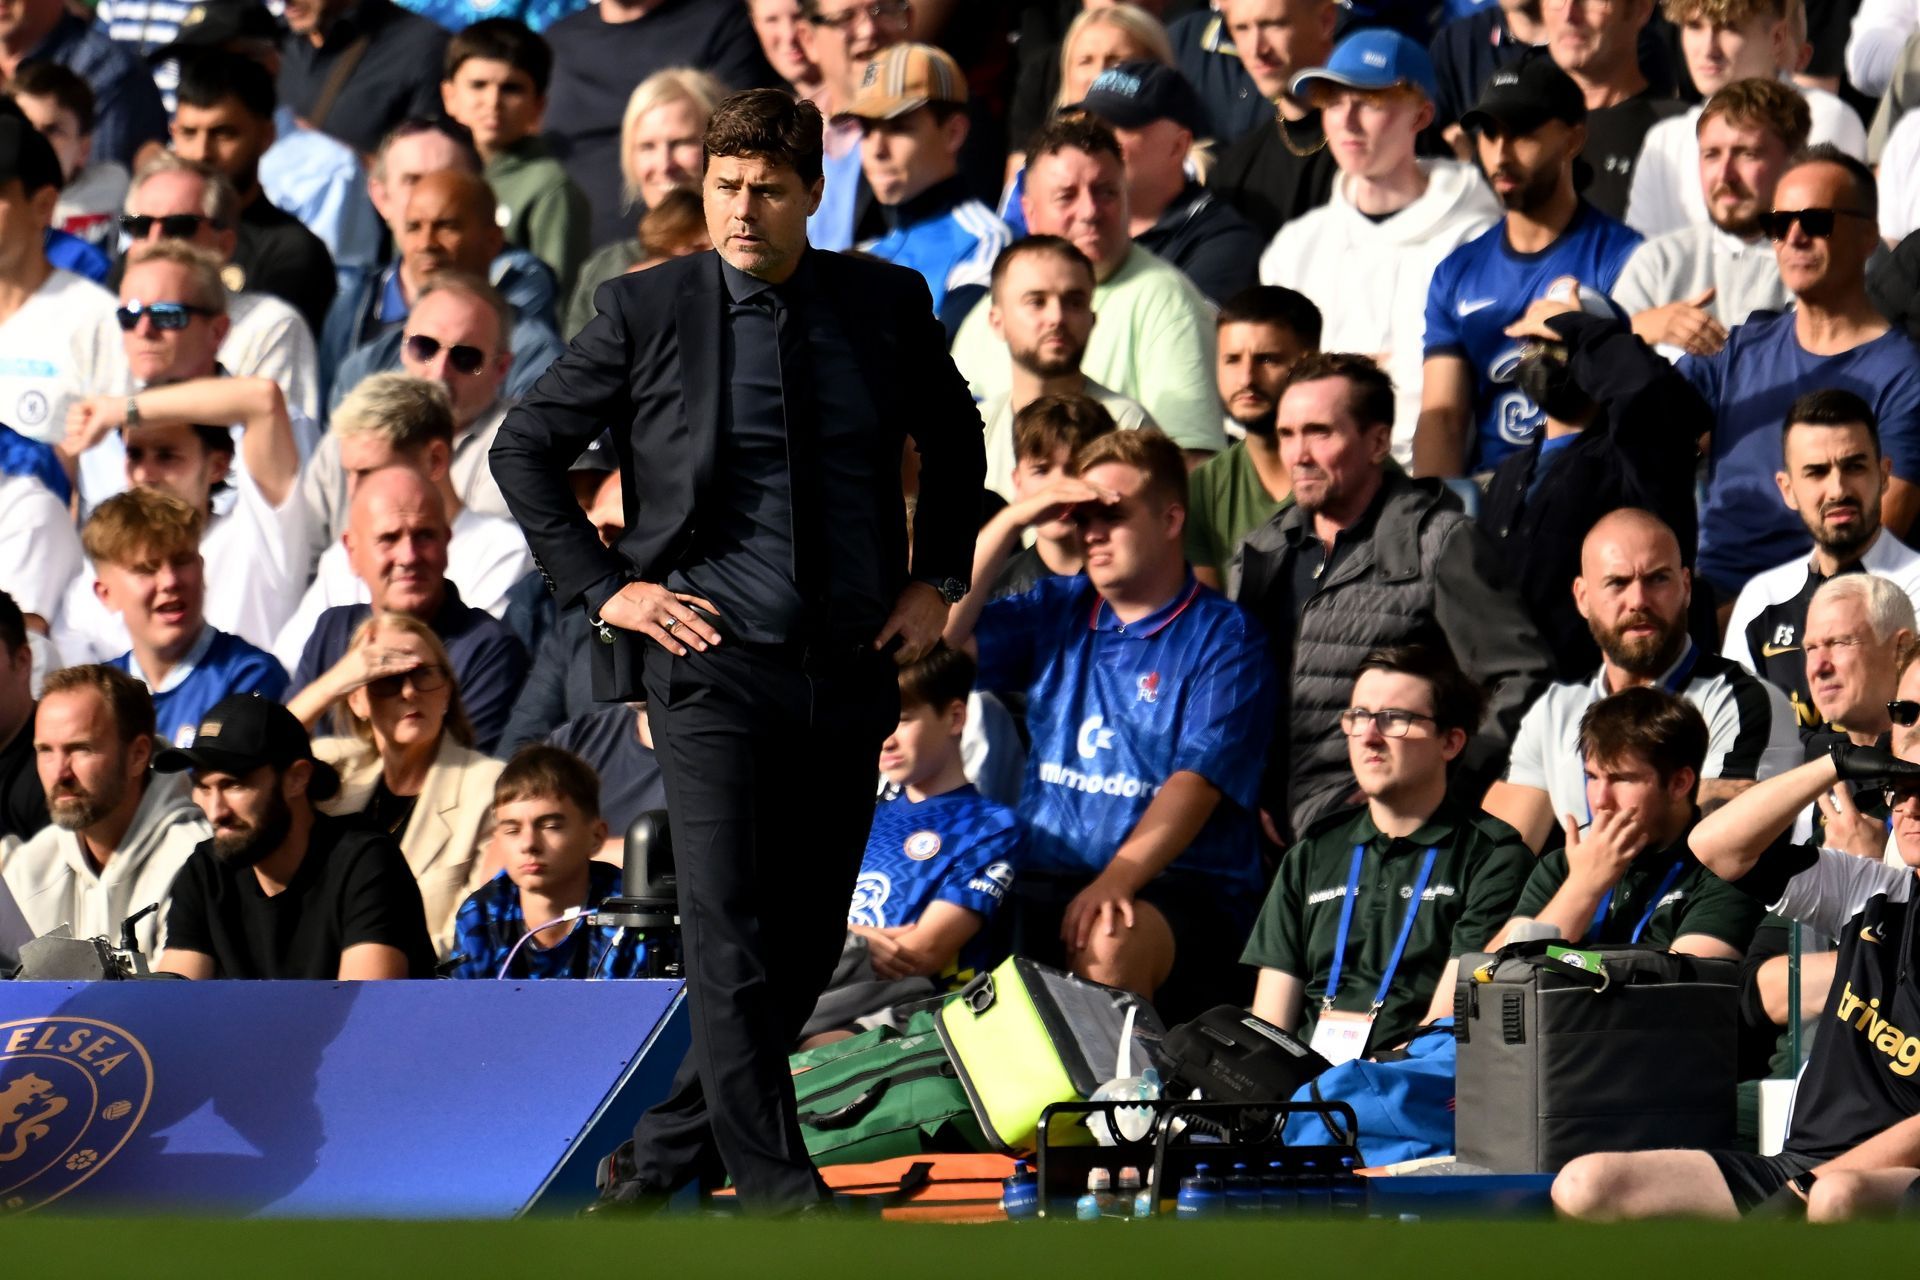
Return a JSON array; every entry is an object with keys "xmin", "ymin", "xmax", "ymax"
[{"xmin": 1232, "ymin": 470, "xmax": 1552, "ymax": 839}]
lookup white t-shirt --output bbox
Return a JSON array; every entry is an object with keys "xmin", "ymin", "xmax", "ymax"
[
  {"xmin": 1877, "ymin": 109, "xmax": 1920, "ymax": 246},
  {"xmin": 271, "ymin": 506, "xmax": 532, "ymax": 673},
  {"xmin": 0, "ymin": 268, "xmax": 122, "ymax": 443},
  {"xmin": 223, "ymin": 291, "xmax": 320, "ymax": 421},
  {"xmin": 1625, "ymin": 92, "xmax": 1868, "ymax": 238},
  {"xmin": 0, "ymin": 472, "xmax": 82, "ymax": 624}
]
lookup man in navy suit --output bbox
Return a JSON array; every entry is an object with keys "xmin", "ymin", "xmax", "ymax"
[{"xmin": 491, "ymin": 88, "xmax": 984, "ymax": 1214}]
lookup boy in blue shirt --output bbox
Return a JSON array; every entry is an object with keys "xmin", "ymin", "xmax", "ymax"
[
  {"xmin": 450, "ymin": 745, "xmax": 647, "ymax": 980},
  {"xmin": 89, "ymin": 487, "xmax": 285, "ymax": 748}
]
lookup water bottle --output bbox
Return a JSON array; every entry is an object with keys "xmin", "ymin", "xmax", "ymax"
[
  {"xmin": 1116, "ymin": 1166, "xmax": 1143, "ymax": 1219},
  {"xmin": 1001, "ymin": 1159, "xmax": 1039, "ymax": 1220},
  {"xmin": 1333, "ymin": 1155, "xmax": 1367, "ymax": 1216},
  {"xmin": 1262, "ymin": 1160, "xmax": 1297, "ymax": 1214},
  {"xmin": 1076, "ymin": 1167, "xmax": 1114, "ymax": 1221},
  {"xmin": 1225, "ymin": 1162, "xmax": 1262, "ymax": 1214},
  {"xmin": 1296, "ymin": 1158, "xmax": 1332, "ymax": 1214},
  {"xmin": 1175, "ymin": 1162, "xmax": 1223, "ymax": 1219}
]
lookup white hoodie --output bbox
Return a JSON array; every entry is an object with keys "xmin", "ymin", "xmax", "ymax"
[{"xmin": 1260, "ymin": 159, "xmax": 1502, "ymax": 462}]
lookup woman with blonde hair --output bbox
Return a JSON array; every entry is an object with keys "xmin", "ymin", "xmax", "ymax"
[{"xmin": 306, "ymin": 611, "xmax": 506, "ymax": 957}]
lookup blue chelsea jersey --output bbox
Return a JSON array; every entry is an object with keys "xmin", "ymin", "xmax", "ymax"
[
  {"xmin": 1423, "ymin": 201, "xmax": 1642, "ymax": 470},
  {"xmin": 853, "ymin": 784, "xmax": 1023, "ymax": 979},
  {"xmin": 974, "ymin": 573, "xmax": 1275, "ymax": 897}
]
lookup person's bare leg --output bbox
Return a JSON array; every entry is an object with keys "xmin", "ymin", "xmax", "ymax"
[
  {"xmin": 1068, "ymin": 900, "xmax": 1176, "ymax": 999},
  {"xmin": 1807, "ymin": 1168, "xmax": 1920, "ymax": 1222},
  {"xmin": 1553, "ymin": 1150, "xmax": 1741, "ymax": 1221}
]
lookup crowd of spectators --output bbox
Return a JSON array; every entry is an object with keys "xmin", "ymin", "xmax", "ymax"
[{"xmin": 0, "ymin": 0, "xmax": 1918, "ymax": 1220}]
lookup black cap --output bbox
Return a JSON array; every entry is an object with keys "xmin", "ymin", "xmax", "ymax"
[
  {"xmin": 1067, "ymin": 60, "xmax": 1207, "ymax": 135},
  {"xmin": 150, "ymin": 0, "xmax": 282, "ymax": 61},
  {"xmin": 152, "ymin": 693, "xmax": 340, "ymax": 801},
  {"xmin": 0, "ymin": 116, "xmax": 64, "ymax": 195},
  {"xmin": 1459, "ymin": 56, "xmax": 1586, "ymax": 136}
]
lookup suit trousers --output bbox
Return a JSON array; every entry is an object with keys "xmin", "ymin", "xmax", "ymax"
[{"xmin": 627, "ymin": 638, "xmax": 898, "ymax": 1212}]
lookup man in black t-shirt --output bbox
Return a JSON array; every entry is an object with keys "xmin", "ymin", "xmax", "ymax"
[
  {"xmin": 1541, "ymin": 0, "xmax": 1683, "ymax": 218},
  {"xmin": 154, "ymin": 692, "xmax": 435, "ymax": 980},
  {"xmin": 0, "ymin": 593, "xmax": 47, "ymax": 842},
  {"xmin": 1206, "ymin": 0, "xmax": 1340, "ymax": 239}
]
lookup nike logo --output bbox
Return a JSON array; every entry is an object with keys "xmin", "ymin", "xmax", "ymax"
[
  {"xmin": 1863, "ymin": 924, "xmax": 1885, "ymax": 945},
  {"xmin": 1761, "ymin": 643, "xmax": 1800, "ymax": 658},
  {"xmin": 1457, "ymin": 298, "xmax": 1497, "ymax": 317}
]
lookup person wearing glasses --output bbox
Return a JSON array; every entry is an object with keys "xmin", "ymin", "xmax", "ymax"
[
  {"xmin": 798, "ymin": 0, "xmax": 915, "ymax": 251},
  {"xmin": 303, "ymin": 612, "xmax": 505, "ymax": 957},
  {"xmin": 55, "ymin": 240, "xmax": 308, "ymax": 663},
  {"xmin": 1244, "ymin": 643, "xmax": 1532, "ymax": 1063},
  {"xmin": 1685, "ymin": 145, "xmax": 1920, "ymax": 606}
]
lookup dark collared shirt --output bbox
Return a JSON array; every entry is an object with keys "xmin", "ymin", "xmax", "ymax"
[
  {"xmin": 667, "ymin": 253, "xmax": 884, "ymax": 645},
  {"xmin": 235, "ymin": 195, "xmax": 336, "ymax": 340},
  {"xmin": 277, "ymin": 0, "xmax": 450, "ymax": 156}
]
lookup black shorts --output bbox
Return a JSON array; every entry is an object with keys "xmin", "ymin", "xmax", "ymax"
[{"xmin": 1706, "ymin": 1148, "xmax": 1820, "ymax": 1215}]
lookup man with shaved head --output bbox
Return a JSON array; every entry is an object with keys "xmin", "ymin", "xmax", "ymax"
[
  {"xmin": 284, "ymin": 465, "xmax": 528, "ymax": 753},
  {"xmin": 1485, "ymin": 508, "xmax": 1799, "ymax": 852}
]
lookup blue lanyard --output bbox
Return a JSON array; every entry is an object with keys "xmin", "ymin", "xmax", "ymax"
[
  {"xmin": 1323, "ymin": 843, "xmax": 1439, "ymax": 1015},
  {"xmin": 1580, "ymin": 644, "xmax": 1701, "ymax": 825},
  {"xmin": 1589, "ymin": 857, "xmax": 1687, "ymax": 943}
]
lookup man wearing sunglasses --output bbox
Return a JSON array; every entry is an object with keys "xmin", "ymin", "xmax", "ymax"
[
  {"xmin": 1683, "ymin": 145, "xmax": 1920, "ymax": 604},
  {"xmin": 1244, "ymin": 643, "xmax": 1532, "ymax": 1064}
]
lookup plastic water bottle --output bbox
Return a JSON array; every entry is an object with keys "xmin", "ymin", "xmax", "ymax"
[
  {"xmin": 1116, "ymin": 1167, "xmax": 1143, "ymax": 1219},
  {"xmin": 1077, "ymin": 1167, "xmax": 1114, "ymax": 1221},
  {"xmin": 1001, "ymin": 1159, "xmax": 1039, "ymax": 1220},
  {"xmin": 1262, "ymin": 1160, "xmax": 1297, "ymax": 1214},
  {"xmin": 1225, "ymin": 1162, "xmax": 1262, "ymax": 1214},
  {"xmin": 1333, "ymin": 1155, "xmax": 1367, "ymax": 1216},
  {"xmin": 1176, "ymin": 1163, "xmax": 1223, "ymax": 1219},
  {"xmin": 1297, "ymin": 1158, "xmax": 1332, "ymax": 1214}
]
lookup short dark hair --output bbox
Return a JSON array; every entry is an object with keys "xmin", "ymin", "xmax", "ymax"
[
  {"xmin": 989, "ymin": 234, "xmax": 1095, "ymax": 295},
  {"xmin": 1074, "ymin": 427, "xmax": 1188, "ymax": 510},
  {"xmin": 175, "ymin": 49, "xmax": 276, "ymax": 122},
  {"xmin": 898, "ymin": 642, "xmax": 975, "ymax": 712},
  {"xmin": 703, "ymin": 88, "xmax": 824, "ymax": 189},
  {"xmin": 40, "ymin": 664, "xmax": 156, "ymax": 744},
  {"xmin": 1218, "ymin": 285, "xmax": 1323, "ymax": 349},
  {"xmin": 1577, "ymin": 687, "xmax": 1709, "ymax": 794},
  {"xmin": 1025, "ymin": 112, "xmax": 1123, "ymax": 168},
  {"xmin": 1353, "ymin": 643, "xmax": 1487, "ymax": 736},
  {"xmin": 494, "ymin": 744, "xmax": 601, "ymax": 819},
  {"xmin": 1013, "ymin": 393, "xmax": 1116, "ymax": 465},
  {"xmin": 0, "ymin": 589, "xmax": 24, "ymax": 655},
  {"xmin": 1284, "ymin": 352, "xmax": 1395, "ymax": 431},
  {"xmin": 1787, "ymin": 142, "xmax": 1877, "ymax": 217},
  {"xmin": 374, "ymin": 117, "xmax": 483, "ymax": 179},
  {"xmin": 1783, "ymin": 386, "xmax": 1880, "ymax": 454},
  {"xmin": 9, "ymin": 62, "xmax": 95, "ymax": 135},
  {"xmin": 444, "ymin": 18, "xmax": 554, "ymax": 97}
]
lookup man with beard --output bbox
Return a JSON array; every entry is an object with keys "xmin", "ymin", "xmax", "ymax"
[
  {"xmin": 1725, "ymin": 390, "xmax": 1920, "ymax": 727},
  {"xmin": 1612, "ymin": 79, "xmax": 1804, "ymax": 359},
  {"xmin": 976, "ymin": 236, "xmax": 1154, "ymax": 502},
  {"xmin": 2, "ymin": 665, "xmax": 206, "ymax": 964},
  {"xmin": 1415, "ymin": 58, "xmax": 1642, "ymax": 476},
  {"xmin": 1484, "ymin": 508, "xmax": 1799, "ymax": 852},
  {"xmin": 1232, "ymin": 353, "xmax": 1551, "ymax": 842},
  {"xmin": 1185, "ymin": 285, "xmax": 1320, "ymax": 587},
  {"xmin": 1541, "ymin": 0, "xmax": 1685, "ymax": 220},
  {"xmin": 155, "ymin": 692, "xmax": 436, "ymax": 979}
]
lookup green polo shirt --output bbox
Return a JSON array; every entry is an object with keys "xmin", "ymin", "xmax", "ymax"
[
  {"xmin": 1184, "ymin": 440, "xmax": 1291, "ymax": 580},
  {"xmin": 1242, "ymin": 799, "xmax": 1533, "ymax": 1052},
  {"xmin": 1513, "ymin": 820, "xmax": 1764, "ymax": 952}
]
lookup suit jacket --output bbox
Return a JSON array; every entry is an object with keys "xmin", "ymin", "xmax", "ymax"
[
  {"xmin": 490, "ymin": 248, "xmax": 986, "ymax": 639},
  {"xmin": 314, "ymin": 734, "xmax": 505, "ymax": 959}
]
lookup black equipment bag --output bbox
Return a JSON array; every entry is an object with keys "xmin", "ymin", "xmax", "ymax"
[
  {"xmin": 1160, "ymin": 1004, "xmax": 1334, "ymax": 1103},
  {"xmin": 1453, "ymin": 941, "xmax": 1740, "ymax": 1172}
]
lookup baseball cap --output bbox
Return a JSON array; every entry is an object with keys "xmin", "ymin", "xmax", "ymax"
[
  {"xmin": 1459, "ymin": 56, "xmax": 1586, "ymax": 136},
  {"xmin": 1289, "ymin": 29, "xmax": 1440, "ymax": 104},
  {"xmin": 837, "ymin": 42, "xmax": 968, "ymax": 122},
  {"xmin": 0, "ymin": 116, "xmax": 64, "ymax": 195},
  {"xmin": 150, "ymin": 0, "xmax": 281, "ymax": 60},
  {"xmin": 153, "ymin": 693, "xmax": 341, "ymax": 801},
  {"xmin": 1067, "ymin": 60, "xmax": 1206, "ymax": 134}
]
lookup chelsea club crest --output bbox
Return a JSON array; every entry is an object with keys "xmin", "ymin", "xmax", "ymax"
[{"xmin": 0, "ymin": 1017, "xmax": 154, "ymax": 1213}]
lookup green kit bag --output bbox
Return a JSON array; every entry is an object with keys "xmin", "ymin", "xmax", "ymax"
[{"xmin": 790, "ymin": 1010, "xmax": 987, "ymax": 1166}]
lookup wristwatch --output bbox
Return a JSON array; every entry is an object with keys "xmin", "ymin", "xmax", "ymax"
[
  {"xmin": 918, "ymin": 576, "xmax": 967, "ymax": 605},
  {"xmin": 124, "ymin": 395, "xmax": 141, "ymax": 429}
]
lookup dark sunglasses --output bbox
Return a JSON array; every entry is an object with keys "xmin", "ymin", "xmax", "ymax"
[
  {"xmin": 118, "ymin": 213, "xmax": 224, "ymax": 239},
  {"xmin": 1760, "ymin": 207, "xmax": 1872, "ymax": 241},
  {"xmin": 809, "ymin": 0, "xmax": 909, "ymax": 27},
  {"xmin": 1890, "ymin": 700, "xmax": 1920, "ymax": 727},
  {"xmin": 115, "ymin": 300, "xmax": 219, "ymax": 332},
  {"xmin": 365, "ymin": 665, "xmax": 448, "ymax": 699},
  {"xmin": 404, "ymin": 333, "xmax": 488, "ymax": 375}
]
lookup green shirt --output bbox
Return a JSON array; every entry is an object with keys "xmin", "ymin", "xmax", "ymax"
[
  {"xmin": 1513, "ymin": 822, "xmax": 1764, "ymax": 952},
  {"xmin": 1242, "ymin": 799, "xmax": 1533, "ymax": 1052},
  {"xmin": 486, "ymin": 136, "xmax": 591, "ymax": 297},
  {"xmin": 1184, "ymin": 440, "xmax": 1291, "ymax": 580},
  {"xmin": 564, "ymin": 238, "xmax": 647, "ymax": 340}
]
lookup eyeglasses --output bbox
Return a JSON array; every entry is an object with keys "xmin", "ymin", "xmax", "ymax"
[
  {"xmin": 118, "ymin": 213, "xmax": 225, "ymax": 239},
  {"xmin": 365, "ymin": 665, "xmax": 448, "ymax": 699},
  {"xmin": 1339, "ymin": 707, "xmax": 1437, "ymax": 738},
  {"xmin": 1890, "ymin": 700, "xmax": 1920, "ymax": 727},
  {"xmin": 809, "ymin": 0, "xmax": 910, "ymax": 29},
  {"xmin": 1760, "ymin": 207, "xmax": 1872, "ymax": 241},
  {"xmin": 403, "ymin": 333, "xmax": 488, "ymax": 375},
  {"xmin": 1885, "ymin": 782, "xmax": 1920, "ymax": 810},
  {"xmin": 115, "ymin": 300, "xmax": 220, "ymax": 331}
]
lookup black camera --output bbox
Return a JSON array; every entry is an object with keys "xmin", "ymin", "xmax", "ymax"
[{"xmin": 588, "ymin": 810, "xmax": 682, "ymax": 978}]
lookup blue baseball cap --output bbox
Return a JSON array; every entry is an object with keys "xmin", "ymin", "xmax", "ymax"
[{"xmin": 1289, "ymin": 29, "xmax": 1439, "ymax": 104}]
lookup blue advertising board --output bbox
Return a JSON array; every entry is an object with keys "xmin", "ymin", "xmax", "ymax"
[{"xmin": 0, "ymin": 979, "xmax": 686, "ymax": 1218}]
